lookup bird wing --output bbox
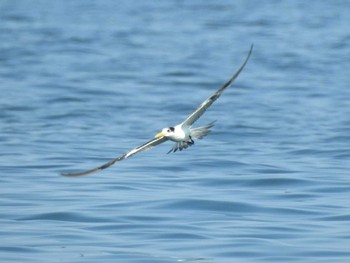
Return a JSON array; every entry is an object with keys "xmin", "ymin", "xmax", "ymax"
[
  {"xmin": 181, "ymin": 44, "xmax": 253, "ymax": 127},
  {"xmin": 61, "ymin": 136, "xmax": 168, "ymax": 176}
]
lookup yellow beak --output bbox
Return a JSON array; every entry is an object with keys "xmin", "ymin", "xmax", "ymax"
[{"xmin": 155, "ymin": 132, "xmax": 165, "ymax": 138}]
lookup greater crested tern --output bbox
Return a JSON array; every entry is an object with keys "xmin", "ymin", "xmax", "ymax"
[{"xmin": 62, "ymin": 45, "xmax": 253, "ymax": 176}]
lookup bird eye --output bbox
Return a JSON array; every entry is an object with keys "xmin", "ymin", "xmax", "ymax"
[{"xmin": 169, "ymin": 127, "xmax": 175, "ymax": 132}]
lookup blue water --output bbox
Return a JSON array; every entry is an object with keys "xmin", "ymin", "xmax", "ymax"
[{"xmin": 1, "ymin": 1, "xmax": 350, "ymax": 262}]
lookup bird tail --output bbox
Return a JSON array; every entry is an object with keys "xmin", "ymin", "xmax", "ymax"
[
  {"xmin": 190, "ymin": 121, "xmax": 216, "ymax": 140},
  {"xmin": 166, "ymin": 121, "xmax": 216, "ymax": 154}
]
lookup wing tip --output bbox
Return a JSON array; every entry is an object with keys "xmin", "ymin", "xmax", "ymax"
[
  {"xmin": 245, "ymin": 43, "xmax": 254, "ymax": 63},
  {"xmin": 60, "ymin": 168, "xmax": 100, "ymax": 177},
  {"xmin": 248, "ymin": 43, "xmax": 254, "ymax": 58},
  {"xmin": 60, "ymin": 171, "xmax": 89, "ymax": 177}
]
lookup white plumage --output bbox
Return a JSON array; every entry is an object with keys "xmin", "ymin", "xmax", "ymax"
[{"xmin": 62, "ymin": 45, "xmax": 253, "ymax": 176}]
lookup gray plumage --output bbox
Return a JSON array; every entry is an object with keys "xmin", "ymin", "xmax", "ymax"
[{"xmin": 62, "ymin": 45, "xmax": 253, "ymax": 176}]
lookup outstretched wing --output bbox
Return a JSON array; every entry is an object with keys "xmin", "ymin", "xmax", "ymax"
[
  {"xmin": 181, "ymin": 44, "xmax": 253, "ymax": 127},
  {"xmin": 61, "ymin": 136, "xmax": 168, "ymax": 176}
]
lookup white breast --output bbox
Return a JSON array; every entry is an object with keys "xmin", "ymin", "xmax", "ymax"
[{"xmin": 170, "ymin": 124, "xmax": 190, "ymax": 142}]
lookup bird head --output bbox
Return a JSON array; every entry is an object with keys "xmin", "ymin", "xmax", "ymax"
[{"xmin": 155, "ymin": 127, "xmax": 175, "ymax": 138}]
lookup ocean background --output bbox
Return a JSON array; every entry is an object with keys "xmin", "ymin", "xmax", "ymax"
[{"xmin": 1, "ymin": 1, "xmax": 350, "ymax": 262}]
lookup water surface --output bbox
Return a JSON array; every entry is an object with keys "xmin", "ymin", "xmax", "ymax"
[{"xmin": 1, "ymin": 1, "xmax": 350, "ymax": 262}]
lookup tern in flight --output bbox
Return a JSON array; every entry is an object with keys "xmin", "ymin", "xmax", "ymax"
[{"xmin": 62, "ymin": 45, "xmax": 253, "ymax": 176}]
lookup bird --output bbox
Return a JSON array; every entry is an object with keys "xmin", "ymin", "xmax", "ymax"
[{"xmin": 61, "ymin": 45, "xmax": 253, "ymax": 176}]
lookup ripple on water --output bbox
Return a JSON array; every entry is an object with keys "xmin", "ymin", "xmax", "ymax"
[
  {"xmin": 1, "ymin": 1, "xmax": 350, "ymax": 262},
  {"xmin": 19, "ymin": 211, "xmax": 113, "ymax": 223}
]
